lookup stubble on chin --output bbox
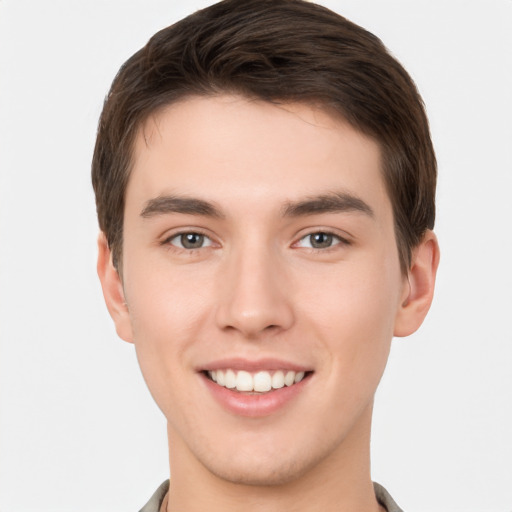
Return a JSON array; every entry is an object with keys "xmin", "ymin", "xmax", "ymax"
[{"xmin": 196, "ymin": 439, "xmax": 337, "ymax": 488}]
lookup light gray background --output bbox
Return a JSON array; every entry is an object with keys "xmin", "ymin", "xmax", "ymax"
[{"xmin": 1, "ymin": 1, "xmax": 511, "ymax": 510}]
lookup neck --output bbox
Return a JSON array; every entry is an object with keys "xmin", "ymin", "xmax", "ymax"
[{"xmin": 164, "ymin": 403, "xmax": 383, "ymax": 512}]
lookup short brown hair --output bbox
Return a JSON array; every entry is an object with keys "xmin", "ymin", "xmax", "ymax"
[{"xmin": 92, "ymin": 0, "xmax": 436, "ymax": 273}]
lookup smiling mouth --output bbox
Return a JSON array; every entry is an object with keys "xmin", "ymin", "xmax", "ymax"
[{"xmin": 204, "ymin": 369, "xmax": 312, "ymax": 394}]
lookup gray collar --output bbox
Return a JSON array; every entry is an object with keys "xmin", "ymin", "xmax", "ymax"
[{"xmin": 139, "ymin": 480, "xmax": 404, "ymax": 512}]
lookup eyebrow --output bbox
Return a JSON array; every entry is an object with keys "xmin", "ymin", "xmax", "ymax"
[
  {"xmin": 141, "ymin": 195, "xmax": 225, "ymax": 219},
  {"xmin": 282, "ymin": 192, "xmax": 374, "ymax": 218},
  {"xmin": 140, "ymin": 191, "xmax": 374, "ymax": 220}
]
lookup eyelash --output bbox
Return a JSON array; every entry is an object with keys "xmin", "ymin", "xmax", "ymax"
[
  {"xmin": 162, "ymin": 230, "xmax": 214, "ymax": 252},
  {"xmin": 161, "ymin": 229, "xmax": 350, "ymax": 253},
  {"xmin": 294, "ymin": 231, "xmax": 350, "ymax": 251}
]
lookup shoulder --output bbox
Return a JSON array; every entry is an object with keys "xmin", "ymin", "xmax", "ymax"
[
  {"xmin": 373, "ymin": 482, "xmax": 404, "ymax": 512},
  {"xmin": 138, "ymin": 480, "xmax": 170, "ymax": 512},
  {"xmin": 138, "ymin": 480, "xmax": 402, "ymax": 512}
]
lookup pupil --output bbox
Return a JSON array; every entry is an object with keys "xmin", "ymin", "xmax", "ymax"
[
  {"xmin": 311, "ymin": 232, "xmax": 332, "ymax": 248},
  {"xmin": 181, "ymin": 233, "xmax": 203, "ymax": 248}
]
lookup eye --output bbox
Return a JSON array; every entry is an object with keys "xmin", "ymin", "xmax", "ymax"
[
  {"xmin": 296, "ymin": 231, "xmax": 346, "ymax": 249},
  {"xmin": 167, "ymin": 232, "xmax": 213, "ymax": 249}
]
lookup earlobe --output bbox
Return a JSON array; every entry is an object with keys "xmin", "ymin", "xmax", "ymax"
[
  {"xmin": 394, "ymin": 230, "xmax": 440, "ymax": 337},
  {"xmin": 96, "ymin": 233, "xmax": 134, "ymax": 343}
]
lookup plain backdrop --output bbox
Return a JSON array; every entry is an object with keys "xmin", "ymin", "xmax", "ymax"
[{"xmin": 1, "ymin": 1, "xmax": 511, "ymax": 511}]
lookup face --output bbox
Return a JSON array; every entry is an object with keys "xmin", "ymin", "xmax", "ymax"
[{"xmin": 108, "ymin": 95, "xmax": 412, "ymax": 485}]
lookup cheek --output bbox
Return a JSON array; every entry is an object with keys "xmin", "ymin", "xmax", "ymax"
[
  {"xmin": 124, "ymin": 252, "xmax": 214, "ymax": 337},
  {"xmin": 302, "ymin": 254, "xmax": 400, "ymax": 328},
  {"xmin": 298, "ymin": 255, "xmax": 402, "ymax": 378},
  {"xmin": 122, "ymin": 258, "xmax": 215, "ymax": 397}
]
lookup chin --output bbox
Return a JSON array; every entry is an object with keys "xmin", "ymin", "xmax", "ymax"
[
  {"xmin": 206, "ymin": 459, "xmax": 309, "ymax": 487},
  {"xmin": 196, "ymin": 442, "xmax": 328, "ymax": 487}
]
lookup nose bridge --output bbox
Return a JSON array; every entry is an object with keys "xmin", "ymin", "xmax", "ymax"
[{"xmin": 215, "ymin": 234, "xmax": 294, "ymax": 337}]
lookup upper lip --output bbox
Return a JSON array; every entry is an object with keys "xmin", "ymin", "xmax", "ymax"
[{"xmin": 198, "ymin": 357, "xmax": 312, "ymax": 373}]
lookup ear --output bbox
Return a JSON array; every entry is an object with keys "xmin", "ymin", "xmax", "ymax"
[
  {"xmin": 394, "ymin": 230, "xmax": 440, "ymax": 337},
  {"xmin": 96, "ymin": 232, "xmax": 134, "ymax": 343}
]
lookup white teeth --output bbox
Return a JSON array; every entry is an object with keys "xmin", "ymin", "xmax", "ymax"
[
  {"xmin": 207, "ymin": 369, "xmax": 307, "ymax": 393},
  {"xmin": 236, "ymin": 370, "xmax": 253, "ymax": 391},
  {"xmin": 224, "ymin": 369, "xmax": 236, "ymax": 389},
  {"xmin": 284, "ymin": 370, "xmax": 295, "ymax": 387},
  {"xmin": 253, "ymin": 371, "xmax": 272, "ymax": 392},
  {"xmin": 271, "ymin": 370, "xmax": 285, "ymax": 389},
  {"xmin": 216, "ymin": 370, "xmax": 225, "ymax": 386}
]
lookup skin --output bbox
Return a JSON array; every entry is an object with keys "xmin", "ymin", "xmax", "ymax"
[{"xmin": 98, "ymin": 95, "xmax": 439, "ymax": 512}]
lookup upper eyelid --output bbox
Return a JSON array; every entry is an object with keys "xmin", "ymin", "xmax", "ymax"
[
  {"xmin": 300, "ymin": 230, "xmax": 344, "ymax": 239},
  {"xmin": 160, "ymin": 236, "xmax": 207, "ymax": 254},
  {"xmin": 295, "ymin": 232, "xmax": 348, "ymax": 248},
  {"xmin": 163, "ymin": 231, "xmax": 216, "ymax": 252},
  {"xmin": 159, "ymin": 227, "xmax": 352, "ymax": 247},
  {"xmin": 294, "ymin": 228, "xmax": 352, "ymax": 244},
  {"xmin": 161, "ymin": 227, "xmax": 214, "ymax": 242}
]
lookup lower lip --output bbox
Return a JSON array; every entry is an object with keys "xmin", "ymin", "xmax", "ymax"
[{"xmin": 201, "ymin": 373, "xmax": 311, "ymax": 417}]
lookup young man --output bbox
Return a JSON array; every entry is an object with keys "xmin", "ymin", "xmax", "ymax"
[{"xmin": 92, "ymin": 1, "xmax": 439, "ymax": 510}]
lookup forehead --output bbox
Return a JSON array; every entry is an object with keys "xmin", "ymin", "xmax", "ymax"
[{"xmin": 127, "ymin": 95, "xmax": 391, "ymax": 221}]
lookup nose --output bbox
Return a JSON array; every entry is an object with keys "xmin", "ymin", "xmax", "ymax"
[{"xmin": 214, "ymin": 244, "xmax": 295, "ymax": 339}]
